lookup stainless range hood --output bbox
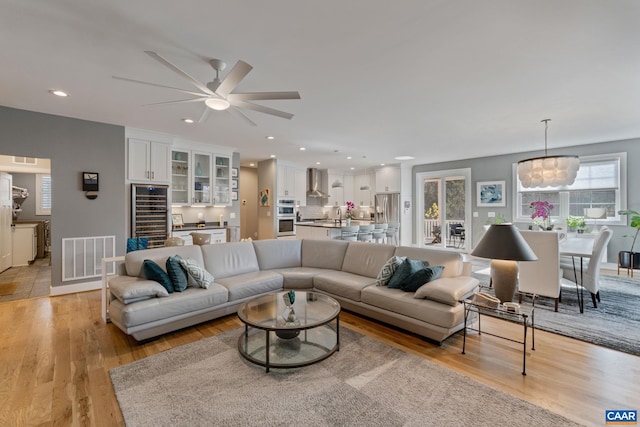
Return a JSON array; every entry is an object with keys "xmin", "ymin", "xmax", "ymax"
[{"xmin": 306, "ymin": 168, "xmax": 329, "ymax": 198}]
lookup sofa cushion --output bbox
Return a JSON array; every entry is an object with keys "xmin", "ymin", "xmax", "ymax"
[
  {"xmin": 125, "ymin": 245, "xmax": 204, "ymax": 278},
  {"xmin": 215, "ymin": 271, "xmax": 283, "ymax": 302},
  {"xmin": 401, "ymin": 265, "xmax": 445, "ymax": 292},
  {"xmin": 361, "ymin": 285, "xmax": 464, "ymax": 329},
  {"xmin": 143, "ymin": 260, "xmax": 174, "ymax": 293},
  {"xmin": 252, "ymin": 239, "xmax": 302, "ymax": 270},
  {"xmin": 376, "ymin": 256, "xmax": 406, "ymax": 286},
  {"xmin": 393, "ymin": 246, "xmax": 463, "ymax": 278},
  {"xmin": 313, "ymin": 270, "xmax": 376, "ymax": 302},
  {"xmin": 301, "ymin": 239, "xmax": 349, "ymax": 270},
  {"xmin": 166, "ymin": 256, "xmax": 188, "ymax": 292},
  {"xmin": 341, "ymin": 242, "xmax": 396, "ymax": 278},
  {"xmin": 413, "ymin": 276, "xmax": 480, "ymax": 306},
  {"xmin": 270, "ymin": 267, "xmax": 332, "ymax": 289},
  {"xmin": 387, "ymin": 258, "xmax": 429, "ymax": 289},
  {"xmin": 178, "ymin": 257, "xmax": 214, "ymax": 289},
  {"xmin": 109, "ymin": 276, "xmax": 169, "ymax": 303},
  {"xmin": 201, "ymin": 242, "xmax": 260, "ymax": 279}
]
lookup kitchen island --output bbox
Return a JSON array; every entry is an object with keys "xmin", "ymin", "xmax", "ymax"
[{"xmin": 295, "ymin": 220, "xmax": 371, "ymax": 240}]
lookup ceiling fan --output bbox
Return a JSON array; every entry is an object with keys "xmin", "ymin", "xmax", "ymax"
[{"xmin": 113, "ymin": 51, "xmax": 301, "ymax": 125}]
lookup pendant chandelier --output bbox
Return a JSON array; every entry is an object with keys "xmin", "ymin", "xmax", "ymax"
[{"xmin": 517, "ymin": 119, "xmax": 580, "ymax": 188}]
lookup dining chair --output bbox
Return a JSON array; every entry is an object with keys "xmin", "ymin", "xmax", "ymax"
[
  {"xmin": 560, "ymin": 226, "xmax": 613, "ymax": 308},
  {"xmin": 449, "ymin": 223, "xmax": 465, "ymax": 247},
  {"xmin": 517, "ymin": 230, "xmax": 562, "ymax": 311},
  {"xmin": 357, "ymin": 224, "xmax": 374, "ymax": 242},
  {"xmin": 164, "ymin": 237, "xmax": 185, "ymax": 247},
  {"xmin": 372, "ymin": 223, "xmax": 388, "ymax": 243},
  {"xmin": 340, "ymin": 225, "xmax": 359, "ymax": 241},
  {"xmin": 190, "ymin": 232, "xmax": 212, "ymax": 246}
]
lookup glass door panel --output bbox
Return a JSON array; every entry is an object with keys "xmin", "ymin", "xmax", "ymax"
[
  {"xmin": 214, "ymin": 155, "xmax": 231, "ymax": 205},
  {"xmin": 171, "ymin": 149, "xmax": 190, "ymax": 205},
  {"xmin": 192, "ymin": 152, "xmax": 212, "ymax": 205}
]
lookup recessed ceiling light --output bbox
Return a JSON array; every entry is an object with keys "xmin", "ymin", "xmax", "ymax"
[
  {"xmin": 270, "ymin": 154, "xmax": 276, "ymax": 158},
  {"xmin": 315, "ymin": 162, "xmax": 320, "ymax": 165},
  {"xmin": 395, "ymin": 156, "xmax": 415, "ymax": 160},
  {"xmin": 182, "ymin": 118, "xmax": 194, "ymax": 124},
  {"xmin": 346, "ymin": 156, "xmax": 352, "ymax": 160},
  {"xmin": 380, "ymin": 163, "xmax": 385, "ymax": 166},
  {"xmin": 350, "ymin": 167, "xmax": 355, "ymax": 170},
  {"xmin": 266, "ymin": 136, "xmax": 275, "ymax": 140},
  {"xmin": 299, "ymin": 147, "xmax": 306, "ymax": 151},
  {"xmin": 49, "ymin": 89, "xmax": 68, "ymax": 97},
  {"xmin": 249, "ymin": 163, "xmax": 256, "ymax": 167}
]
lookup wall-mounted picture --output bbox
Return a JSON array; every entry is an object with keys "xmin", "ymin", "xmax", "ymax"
[
  {"xmin": 477, "ymin": 180, "xmax": 506, "ymax": 207},
  {"xmin": 259, "ymin": 188, "xmax": 270, "ymax": 207},
  {"xmin": 82, "ymin": 172, "xmax": 99, "ymax": 191},
  {"xmin": 231, "ymin": 167, "xmax": 238, "ymax": 177},
  {"xmin": 231, "ymin": 191, "xmax": 238, "ymax": 201},
  {"xmin": 232, "ymin": 179, "xmax": 238, "ymax": 189}
]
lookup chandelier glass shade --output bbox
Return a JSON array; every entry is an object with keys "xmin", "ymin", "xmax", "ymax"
[{"xmin": 517, "ymin": 119, "xmax": 579, "ymax": 188}]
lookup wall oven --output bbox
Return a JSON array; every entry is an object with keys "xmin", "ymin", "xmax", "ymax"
[{"xmin": 277, "ymin": 199, "xmax": 296, "ymax": 236}]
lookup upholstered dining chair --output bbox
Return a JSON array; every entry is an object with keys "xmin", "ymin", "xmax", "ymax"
[
  {"xmin": 190, "ymin": 232, "xmax": 211, "ymax": 246},
  {"xmin": 517, "ymin": 230, "xmax": 562, "ymax": 311},
  {"xmin": 164, "ymin": 237, "xmax": 185, "ymax": 247},
  {"xmin": 560, "ymin": 226, "xmax": 613, "ymax": 308}
]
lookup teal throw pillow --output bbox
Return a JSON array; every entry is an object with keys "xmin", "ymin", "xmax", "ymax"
[
  {"xmin": 143, "ymin": 259, "xmax": 174, "ymax": 293},
  {"xmin": 387, "ymin": 258, "xmax": 429, "ymax": 289},
  {"xmin": 376, "ymin": 256, "xmax": 406, "ymax": 286},
  {"xmin": 401, "ymin": 266, "xmax": 445, "ymax": 292},
  {"xmin": 178, "ymin": 257, "xmax": 214, "ymax": 289},
  {"xmin": 166, "ymin": 256, "xmax": 188, "ymax": 292}
]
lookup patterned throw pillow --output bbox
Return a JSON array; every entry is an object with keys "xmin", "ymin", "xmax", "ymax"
[
  {"xmin": 387, "ymin": 258, "xmax": 430, "ymax": 289},
  {"xmin": 178, "ymin": 257, "xmax": 214, "ymax": 289},
  {"xmin": 143, "ymin": 259, "xmax": 174, "ymax": 293},
  {"xmin": 166, "ymin": 256, "xmax": 188, "ymax": 292},
  {"xmin": 376, "ymin": 256, "xmax": 406, "ymax": 286},
  {"xmin": 400, "ymin": 266, "xmax": 445, "ymax": 292}
]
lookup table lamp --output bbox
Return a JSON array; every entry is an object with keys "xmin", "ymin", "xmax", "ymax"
[
  {"xmin": 584, "ymin": 208, "xmax": 606, "ymax": 232},
  {"xmin": 471, "ymin": 224, "xmax": 538, "ymax": 303}
]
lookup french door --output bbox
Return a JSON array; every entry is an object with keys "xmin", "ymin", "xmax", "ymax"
[{"xmin": 415, "ymin": 168, "xmax": 471, "ymax": 250}]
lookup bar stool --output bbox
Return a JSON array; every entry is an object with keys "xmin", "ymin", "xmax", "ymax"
[
  {"xmin": 372, "ymin": 223, "xmax": 388, "ymax": 243},
  {"xmin": 190, "ymin": 232, "xmax": 211, "ymax": 246},
  {"xmin": 357, "ymin": 224, "xmax": 374, "ymax": 242},
  {"xmin": 341, "ymin": 226, "xmax": 359, "ymax": 241},
  {"xmin": 164, "ymin": 237, "xmax": 185, "ymax": 247},
  {"xmin": 386, "ymin": 222, "xmax": 400, "ymax": 246}
]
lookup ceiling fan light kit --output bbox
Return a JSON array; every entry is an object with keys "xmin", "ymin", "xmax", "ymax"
[
  {"xmin": 204, "ymin": 98, "xmax": 231, "ymax": 111},
  {"xmin": 517, "ymin": 119, "xmax": 580, "ymax": 188}
]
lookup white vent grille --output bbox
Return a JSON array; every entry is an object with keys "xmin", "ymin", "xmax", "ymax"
[{"xmin": 62, "ymin": 236, "xmax": 116, "ymax": 281}]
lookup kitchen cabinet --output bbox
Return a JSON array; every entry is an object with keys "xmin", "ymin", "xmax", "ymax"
[
  {"xmin": 354, "ymin": 172, "xmax": 374, "ymax": 207},
  {"xmin": 171, "ymin": 149, "xmax": 190, "ymax": 205},
  {"xmin": 295, "ymin": 225, "xmax": 341, "ymax": 240},
  {"xmin": 171, "ymin": 150, "xmax": 232, "ymax": 207},
  {"xmin": 277, "ymin": 165, "xmax": 296, "ymax": 198},
  {"xmin": 172, "ymin": 228, "xmax": 227, "ymax": 245},
  {"xmin": 328, "ymin": 174, "xmax": 343, "ymax": 206},
  {"xmin": 213, "ymin": 155, "xmax": 232, "ymax": 206},
  {"xmin": 128, "ymin": 138, "xmax": 171, "ymax": 183},
  {"xmin": 294, "ymin": 168, "xmax": 307, "ymax": 207},
  {"xmin": 192, "ymin": 152, "xmax": 212, "ymax": 205},
  {"xmin": 375, "ymin": 166, "xmax": 400, "ymax": 193},
  {"xmin": 12, "ymin": 223, "xmax": 37, "ymax": 267}
]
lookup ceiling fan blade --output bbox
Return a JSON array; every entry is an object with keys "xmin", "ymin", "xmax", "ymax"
[
  {"xmin": 145, "ymin": 51, "xmax": 214, "ymax": 96},
  {"xmin": 112, "ymin": 76, "xmax": 208, "ymax": 97},
  {"xmin": 228, "ymin": 107, "xmax": 257, "ymax": 126},
  {"xmin": 197, "ymin": 107, "xmax": 211, "ymax": 124},
  {"xmin": 142, "ymin": 97, "xmax": 206, "ymax": 107},
  {"xmin": 215, "ymin": 60, "xmax": 253, "ymax": 98},
  {"xmin": 227, "ymin": 91, "xmax": 301, "ymax": 101},
  {"xmin": 233, "ymin": 100, "xmax": 294, "ymax": 120}
]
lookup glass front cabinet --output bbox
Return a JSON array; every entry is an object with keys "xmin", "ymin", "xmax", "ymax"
[
  {"xmin": 214, "ymin": 155, "xmax": 231, "ymax": 206},
  {"xmin": 171, "ymin": 149, "xmax": 232, "ymax": 207},
  {"xmin": 171, "ymin": 149, "xmax": 190, "ymax": 205},
  {"xmin": 192, "ymin": 152, "xmax": 212, "ymax": 205}
]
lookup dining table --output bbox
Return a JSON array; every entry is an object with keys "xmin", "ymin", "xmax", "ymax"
[{"xmin": 559, "ymin": 236, "xmax": 595, "ymax": 313}]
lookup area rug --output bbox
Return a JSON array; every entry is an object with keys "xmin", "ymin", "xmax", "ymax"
[
  {"xmin": 472, "ymin": 264, "xmax": 640, "ymax": 356},
  {"xmin": 0, "ymin": 282, "xmax": 18, "ymax": 295},
  {"xmin": 110, "ymin": 327, "xmax": 579, "ymax": 427}
]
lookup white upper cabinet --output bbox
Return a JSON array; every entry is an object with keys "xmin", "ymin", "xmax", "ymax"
[
  {"xmin": 213, "ymin": 154, "xmax": 232, "ymax": 206},
  {"xmin": 342, "ymin": 175, "xmax": 354, "ymax": 206},
  {"xmin": 277, "ymin": 165, "xmax": 297, "ymax": 197},
  {"xmin": 128, "ymin": 138, "xmax": 171, "ymax": 183},
  {"xmin": 354, "ymin": 172, "xmax": 374, "ymax": 207},
  {"xmin": 294, "ymin": 168, "xmax": 307, "ymax": 207},
  {"xmin": 192, "ymin": 151, "xmax": 212, "ymax": 205},
  {"xmin": 328, "ymin": 174, "xmax": 344, "ymax": 206},
  {"xmin": 171, "ymin": 149, "xmax": 190, "ymax": 205},
  {"xmin": 375, "ymin": 166, "xmax": 400, "ymax": 193}
]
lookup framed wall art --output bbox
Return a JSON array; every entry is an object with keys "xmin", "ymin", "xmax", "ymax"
[{"xmin": 477, "ymin": 180, "xmax": 506, "ymax": 207}]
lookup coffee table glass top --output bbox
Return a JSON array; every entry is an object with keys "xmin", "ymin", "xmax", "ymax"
[{"xmin": 237, "ymin": 291, "xmax": 340, "ymax": 330}]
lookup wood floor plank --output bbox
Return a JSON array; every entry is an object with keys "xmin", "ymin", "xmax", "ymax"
[{"xmin": 0, "ymin": 290, "xmax": 638, "ymax": 426}]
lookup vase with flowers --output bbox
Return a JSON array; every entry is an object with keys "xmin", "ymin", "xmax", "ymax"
[
  {"xmin": 530, "ymin": 200, "xmax": 554, "ymax": 230},
  {"xmin": 345, "ymin": 201, "xmax": 355, "ymax": 226}
]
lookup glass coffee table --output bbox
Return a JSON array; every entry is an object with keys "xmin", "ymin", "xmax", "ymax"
[{"xmin": 237, "ymin": 291, "xmax": 340, "ymax": 372}]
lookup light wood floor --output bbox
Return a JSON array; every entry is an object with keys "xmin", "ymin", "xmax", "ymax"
[{"xmin": 0, "ymin": 291, "xmax": 638, "ymax": 426}]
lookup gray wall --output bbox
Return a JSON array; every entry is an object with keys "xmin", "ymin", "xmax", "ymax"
[
  {"xmin": 413, "ymin": 138, "xmax": 640, "ymax": 263},
  {"xmin": 0, "ymin": 106, "xmax": 126, "ymax": 287},
  {"xmin": 11, "ymin": 173, "xmax": 52, "ymax": 221}
]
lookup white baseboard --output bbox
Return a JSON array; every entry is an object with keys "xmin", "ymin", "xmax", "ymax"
[{"xmin": 49, "ymin": 280, "xmax": 102, "ymax": 296}]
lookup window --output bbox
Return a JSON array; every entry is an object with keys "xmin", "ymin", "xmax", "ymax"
[
  {"xmin": 514, "ymin": 153, "xmax": 626, "ymax": 225},
  {"xmin": 36, "ymin": 174, "xmax": 51, "ymax": 215}
]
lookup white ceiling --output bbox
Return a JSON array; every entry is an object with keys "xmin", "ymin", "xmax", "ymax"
[{"xmin": 1, "ymin": 0, "xmax": 639, "ymax": 172}]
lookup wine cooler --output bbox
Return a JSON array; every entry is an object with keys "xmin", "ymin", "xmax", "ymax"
[{"xmin": 131, "ymin": 184, "xmax": 169, "ymax": 248}]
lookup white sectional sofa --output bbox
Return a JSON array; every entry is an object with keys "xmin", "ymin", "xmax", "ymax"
[{"xmin": 106, "ymin": 239, "xmax": 479, "ymax": 343}]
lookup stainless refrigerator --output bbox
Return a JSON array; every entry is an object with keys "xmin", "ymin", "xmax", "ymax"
[{"xmin": 374, "ymin": 192, "xmax": 400, "ymax": 224}]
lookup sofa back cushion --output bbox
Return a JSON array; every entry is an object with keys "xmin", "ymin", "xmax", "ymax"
[
  {"xmin": 201, "ymin": 242, "xmax": 259, "ymax": 279},
  {"xmin": 342, "ymin": 242, "xmax": 396, "ymax": 278},
  {"xmin": 393, "ymin": 246, "xmax": 462, "ymax": 278},
  {"xmin": 301, "ymin": 239, "xmax": 349, "ymax": 270},
  {"xmin": 252, "ymin": 239, "xmax": 302, "ymax": 270},
  {"xmin": 125, "ymin": 245, "xmax": 204, "ymax": 277}
]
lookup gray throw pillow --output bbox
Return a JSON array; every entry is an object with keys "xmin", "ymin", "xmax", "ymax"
[
  {"xmin": 387, "ymin": 258, "xmax": 429, "ymax": 289},
  {"xmin": 376, "ymin": 256, "xmax": 406, "ymax": 286},
  {"xmin": 178, "ymin": 257, "xmax": 214, "ymax": 289}
]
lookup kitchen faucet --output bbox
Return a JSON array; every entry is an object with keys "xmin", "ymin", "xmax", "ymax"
[{"xmin": 335, "ymin": 206, "xmax": 342, "ymax": 225}]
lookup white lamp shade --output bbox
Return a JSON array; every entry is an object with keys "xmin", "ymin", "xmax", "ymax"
[{"xmin": 517, "ymin": 155, "xmax": 580, "ymax": 188}]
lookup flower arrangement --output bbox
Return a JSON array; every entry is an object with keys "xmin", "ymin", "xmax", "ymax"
[
  {"xmin": 530, "ymin": 200, "xmax": 554, "ymax": 230},
  {"xmin": 345, "ymin": 201, "xmax": 355, "ymax": 219}
]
